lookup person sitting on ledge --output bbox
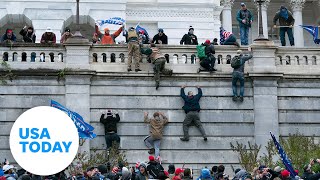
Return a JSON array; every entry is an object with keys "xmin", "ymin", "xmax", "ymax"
[{"xmin": 220, "ymin": 27, "xmax": 240, "ymax": 47}]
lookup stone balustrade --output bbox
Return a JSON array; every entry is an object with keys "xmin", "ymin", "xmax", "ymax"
[{"xmin": 1, "ymin": 43, "xmax": 320, "ymax": 74}]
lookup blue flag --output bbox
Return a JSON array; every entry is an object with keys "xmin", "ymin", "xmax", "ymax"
[
  {"xmin": 136, "ymin": 25, "xmax": 149, "ymax": 38},
  {"xmin": 51, "ymin": 100, "xmax": 97, "ymax": 139},
  {"xmin": 301, "ymin": 25, "xmax": 320, "ymax": 44},
  {"xmin": 270, "ymin": 132, "xmax": 296, "ymax": 178},
  {"xmin": 96, "ymin": 17, "xmax": 125, "ymax": 26}
]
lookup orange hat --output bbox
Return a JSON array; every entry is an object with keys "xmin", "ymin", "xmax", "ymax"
[{"xmin": 104, "ymin": 28, "xmax": 110, "ymax": 32}]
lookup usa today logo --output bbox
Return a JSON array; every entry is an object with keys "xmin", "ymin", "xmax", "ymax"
[{"xmin": 10, "ymin": 106, "xmax": 79, "ymax": 176}]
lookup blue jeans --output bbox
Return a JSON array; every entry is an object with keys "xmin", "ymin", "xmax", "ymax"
[
  {"xmin": 232, "ymin": 71, "xmax": 245, "ymax": 97},
  {"xmin": 144, "ymin": 135, "xmax": 161, "ymax": 158},
  {"xmin": 240, "ymin": 26, "xmax": 249, "ymax": 45},
  {"xmin": 280, "ymin": 27, "xmax": 294, "ymax": 46}
]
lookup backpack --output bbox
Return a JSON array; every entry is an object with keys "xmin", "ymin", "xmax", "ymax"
[
  {"xmin": 231, "ymin": 56, "xmax": 241, "ymax": 69},
  {"xmin": 148, "ymin": 163, "xmax": 165, "ymax": 179},
  {"xmin": 197, "ymin": 44, "xmax": 206, "ymax": 59}
]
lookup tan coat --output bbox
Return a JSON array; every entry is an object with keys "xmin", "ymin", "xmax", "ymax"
[
  {"xmin": 144, "ymin": 115, "xmax": 169, "ymax": 139},
  {"xmin": 149, "ymin": 47, "xmax": 165, "ymax": 63}
]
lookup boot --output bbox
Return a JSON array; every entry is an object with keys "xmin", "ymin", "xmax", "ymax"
[
  {"xmin": 156, "ymin": 81, "xmax": 160, "ymax": 90},
  {"xmin": 180, "ymin": 137, "xmax": 189, "ymax": 141},
  {"xmin": 148, "ymin": 148, "xmax": 155, "ymax": 154}
]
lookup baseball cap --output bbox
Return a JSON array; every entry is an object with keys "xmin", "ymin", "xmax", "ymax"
[
  {"xmin": 46, "ymin": 27, "xmax": 53, "ymax": 33},
  {"xmin": 2, "ymin": 165, "xmax": 15, "ymax": 172},
  {"xmin": 241, "ymin": 3, "xmax": 246, "ymax": 6}
]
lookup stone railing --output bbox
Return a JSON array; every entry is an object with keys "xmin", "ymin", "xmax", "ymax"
[
  {"xmin": 1, "ymin": 43, "xmax": 320, "ymax": 75},
  {"xmin": 0, "ymin": 43, "xmax": 65, "ymax": 70},
  {"xmin": 275, "ymin": 47, "xmax": 320, "ymax": 74}
]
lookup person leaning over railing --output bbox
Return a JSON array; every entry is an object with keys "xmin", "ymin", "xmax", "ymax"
[
  {"xmin": 60, "ymin": 27, "xmax": 73, "ymax": 44},
  {"xmin": 1, "ymin": 29, "xmax": 16, "ymax": 44},
  {"xmin": 273, "ymin": 5, "xmax": 295, "ymax": 46},
  {"xmin": 40, "ymin": 27, "xmax": 56, "ymax": 44},
  {"xmin": 19, "ymin": 26, "xmax": 36, "ymax": 43}
]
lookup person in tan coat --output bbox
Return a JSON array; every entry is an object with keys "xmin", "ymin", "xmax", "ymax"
[
  {"xmin": 143, "ymin": 111, "xmax": 169, "ymax": 159},
  {"xmin": 141, "ymin": 43, "xmax": 173, "ymax": 90}
]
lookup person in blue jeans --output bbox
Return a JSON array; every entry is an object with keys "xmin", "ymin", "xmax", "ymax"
[
  {"xmin": 232, "ymin": 47, "xmax": 253, "ymax": 102},
  {"xmin": 236, "ymin": 3, "xmax": 253, "ymax": 46},
  {"xmin": 273, "ymin": 5, "xmax": 295, "ymax": 46}
]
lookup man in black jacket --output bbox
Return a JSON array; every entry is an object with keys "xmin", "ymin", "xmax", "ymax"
[
  {"xmin": 19, "ymin": 26, "xmax": 36, "ymax": 43},
  {"xmin": 302, "ymin": 159, "xmax": 320, "ymax": 180},
  {"xmin": 199, "ymin": 40, "xmax": 217, "ymax": 72},
  {"xmin": 152, "ymin": 29, "xmax": 168, "ymax": 44},
  {"xmin": 180, "ymin": 26, "xmax": 198, "ymax": 45},
  {"xmin": 100, "ymin": 109, "xmax": 120, "ymax": 149},
  {"xmin": 180, "ymin": 85, "xmax": 207, "ymax": 141}
]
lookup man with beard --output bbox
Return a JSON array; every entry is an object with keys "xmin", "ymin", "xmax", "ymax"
[{"xmin": 19, "ymin": 26, "xmax": 36, "ymax": 43}]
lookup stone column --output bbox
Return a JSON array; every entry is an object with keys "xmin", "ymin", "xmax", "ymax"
[
  {"xmin": 262, "ymin": 0, "xmax": 270, "ymax": 39},
  {"xmin": 64, "ymin": 38, "xmax": 93, "ymax": 153},
  {"xmin": 290, "ymin": 0, "xmax": 306, "ymax": 47},
  {"xmin": 220, "ymin": 0, "xmax": 234, "ymax": 32},
  {"xmin": 250, "ymin": 41, "xmax": 283, "ymax": 154}
]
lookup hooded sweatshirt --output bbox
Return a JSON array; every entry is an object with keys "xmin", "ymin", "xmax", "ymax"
[
  {"xmin": 197, "ymin": 169, "xmax": 213, "ymax": 180},
  {"xmin": 273, "ymin": 7, "xmax": 295, "ymax": 26},
  {"xmin": 144, "ymin": 114, "xmax": 169, "ymax": 139}
]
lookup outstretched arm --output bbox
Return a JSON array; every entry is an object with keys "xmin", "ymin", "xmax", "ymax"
[
  {"xmin": 112, "ymin": 26, "xmax": 123, "ymax": 38},
  {"xmin": 180, "ymin": 85, "xmax": 187, "ymax": 100},
  {"xmin": 197, "ymin": 86, "xmax": 202, "ymax": 98}
]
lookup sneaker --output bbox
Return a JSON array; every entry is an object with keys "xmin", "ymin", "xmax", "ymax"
[
  {"xmin": 204, "ymin": 137, "xmax": 208, "ymax": 141},
  {"xmin": 135, "ymin": 69, "xmax": 142, "ymax": 72},
  {"xmin": 148, "ymin": 148, "xmax": 155, "ymax": 154},
  {"xmin": 127, "ymin": 68, "xmax": 132, "ymax": 72},
  {"xmin": 180, "ymin": 137, "xmax": 189, "ymax": 141},
  {"xmin": 232, "ymin": 96, "xmax": 238, "ymax": 102},
  {"xmin": 239, "ymin": 96, "xmax": 244, "ymax": 102}
]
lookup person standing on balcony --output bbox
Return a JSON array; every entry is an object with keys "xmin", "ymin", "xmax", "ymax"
[
  {"xmin": 60, "ymin": 27, "xmax": 73, "ymax": 43},
  {"xmin": 95, "ymin": 24, "xmax": 123, "ymax": 45},
  {"xmin": 40, "ymin": 27, "xmax": 56, "ymax": 44},
  {"xmin": 125, "ymin": 27, "xmax": 142, "ymax": 72},
  {"xmin": 100, "ymin": 109, "xmax": 121, "ymax": 149},
  {"xmin": 141, "ymin": 43, "xmax": 173, "ymax": 89},
  {"xmin": 231, "ymin": 47, "xmax": 253, "ymax": 102},
  {"xmin": 180, "ymin": 85, "xmax": 207, "ymax": 141},
  {"xmin": 180, "ymin": 26, "xmax": 198, "ymax": 45},
  {"xmin": 236, "ymin": 3, "xmax": 253, "ymax": 45},
  {"xmin": 19, "ymin": 26, "xmax": 36, "ymax": 43},
  {"xmin": 152, "ymin": 29, "xmax": 168, "ymax": 44},
  {"xmin": 143, "ymin": 111, "xmax": 168, "ymax": 159},
  {"xmin": 1, "ymin": 29, "xmax": 16, "ymax": 43},
  {"xmin": 273, "ymin": 5, "xmax": 295, "ymax": 46}
]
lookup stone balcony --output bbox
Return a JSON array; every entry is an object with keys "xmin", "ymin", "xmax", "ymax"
[{"xmin": 1, "ymin": 43, "xmax": 320, "ymax": 76}]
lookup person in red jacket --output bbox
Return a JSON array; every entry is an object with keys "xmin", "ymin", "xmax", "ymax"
[{"xmin": 95, "ymin": 24, "xmax": 124, "ymax": 45}]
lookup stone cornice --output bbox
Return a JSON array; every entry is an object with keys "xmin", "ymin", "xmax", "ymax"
[
  {"xmin": 220, "ymin": 0, "xmax": 234, "ymax": 8},
  {"xmin": 290, "ymin": 0, "xmax": 306, "ymax": 11},
  {"xmin": 253, "ymin": 0, "xmax": 271, "ymax": 10},
  {"xmin": 126, "ymin": 9, "xmax": 215, "ymax": 19}
]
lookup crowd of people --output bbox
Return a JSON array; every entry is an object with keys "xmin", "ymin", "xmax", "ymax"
[{"xmin": 2, "ymin": 158, "xmax": 320, "ymax": 180}]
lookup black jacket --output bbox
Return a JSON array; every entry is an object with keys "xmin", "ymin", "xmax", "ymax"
[
  {"xmin": 19, "ymin": 29, "xmax": 36, "ymax": 43},
  {"xmin": 302, "ymin": 172, "xmax": 320, "ymax": 180},
  {"xmin": 180, "ymin": 88, "xmax": 202, "ymax": 114},
  {"xmin": 180, "ymin": 33, "xmax": 198, "ymax": 45},
  {"xmin": 100, "ymin": 113, "xmax": 120, "ymax": 133},
  {"xmin": 204, "ymin": 43, "xmax": 215, "ymax": 56},
  {"xmin": 152, "ymin": 33, "xmax": 168, "ymax": 44}
]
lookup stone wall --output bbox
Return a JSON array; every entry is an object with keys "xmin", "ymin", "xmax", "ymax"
[{"xmin": 1, "ymin": 43, "xmax": 320, "ymax": 176}]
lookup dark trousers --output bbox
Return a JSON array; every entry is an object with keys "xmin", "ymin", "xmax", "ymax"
[
  {"xmin": 280, "ymin": 27, "xmax": 294, "ymax": 46},
  {"xmin": 105, "ymin": 132, "xmax": 120, "ymax": 149},
  {"xmin": 200, "ymin": 55, "xmax": 216, "ymax": 71},
  {"xmin": 154, "ymin": 57, "xmax": 172, "ymax": 84},
  {"xmin": 232, "ymin": 71, "xmax": 245, "ymax": 97},
  {"xmin": 182, "ymin": 111, "xmax": 206, "ymax": 139},
  {"xmin": 223, "ymin": 35, "xmax": 237, "ymax": 45}
]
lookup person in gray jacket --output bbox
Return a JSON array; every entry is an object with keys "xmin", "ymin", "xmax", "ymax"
[{"xmin": 232, "ymin": 47, "xmax": 253, "ymax": 102}]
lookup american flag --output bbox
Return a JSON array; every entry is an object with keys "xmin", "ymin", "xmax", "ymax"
[{"xmin": 270, "ymin": 131, "xmax": 297, "ymax": 178}]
